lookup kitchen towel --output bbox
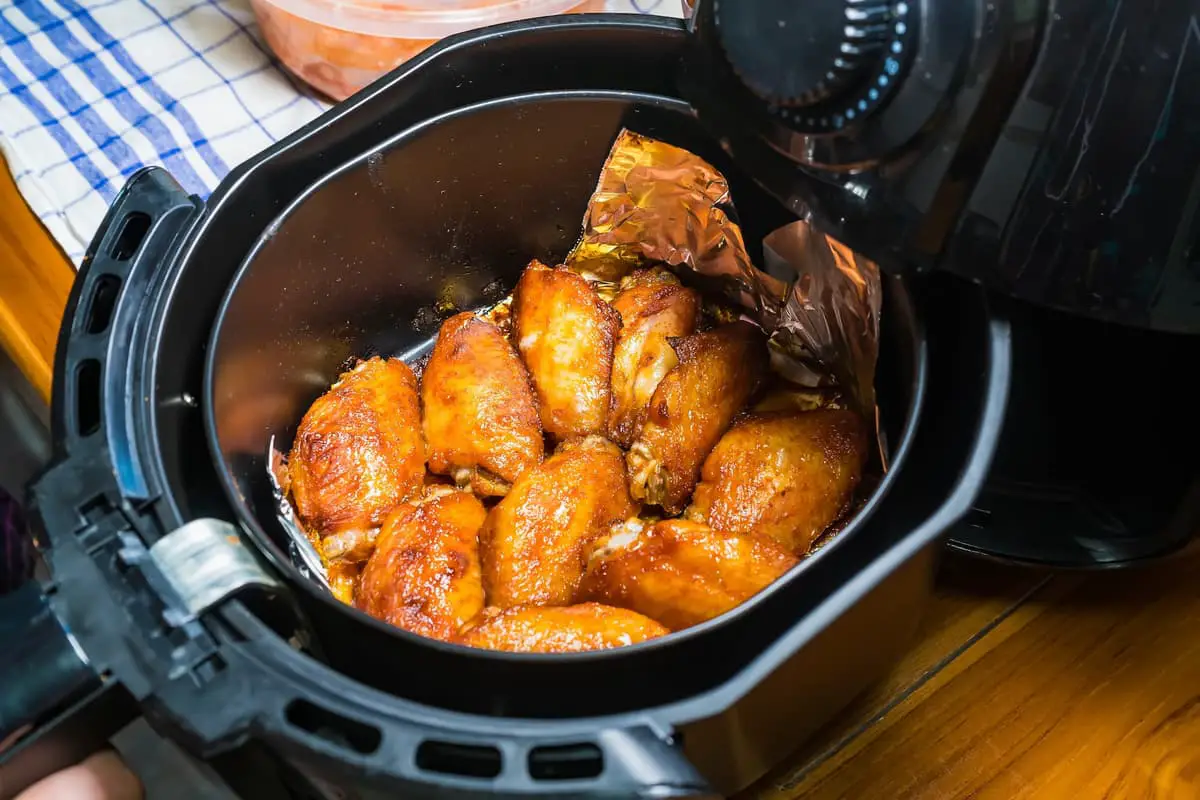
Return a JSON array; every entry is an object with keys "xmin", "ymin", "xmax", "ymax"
[{"xmin": 0, "ymin": 0, "xmax": 681, "ymax": 265}]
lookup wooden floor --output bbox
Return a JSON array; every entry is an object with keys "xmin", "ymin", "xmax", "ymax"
[{"xmin": 3, "ymin": 160, "xmax": 1199, "ymax": 799}]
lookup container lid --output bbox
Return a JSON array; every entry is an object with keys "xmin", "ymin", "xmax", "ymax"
[{"xmin": 261, "ymin": 0, "xmax": 595, "ymax": 39}]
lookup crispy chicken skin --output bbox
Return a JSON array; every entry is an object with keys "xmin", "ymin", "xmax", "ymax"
[
  {"xmin": 689, "ymin": 409, "xmax": 868, "ymax": 554},
  {"xmin": 289, "ymin": 356, "xmax": 425, "ymax": 564},
  {"xmin": 327, "ymin": 563, "xmax": 361, "ymax": 606},
  {"xmin": 627, "ymin": 321, "xmax": 769, "ymax": 514},
  {"xmin": 422, "ymin": 312, "xmax": 543, "ymax": 497},
  {"xmin": 580, "ymin": 519, "xmax": 797, "ymax": 631},
  {"xmin": 355, "ymin": 488, "xmax": 487, "ymax": 642},
  {"xmin": 606, "ymin": 269, "xmax": 701, "ymax": 448},
  {"xmin": 457, "ymin": 603, "xmax": 668, "ymax": 653},
  {"xmin": 512, "ymin": 260, "xmax": 622, "ymax": 438},
  {"xmin": 480, "ymin": 436, "xmax": 636, "ymax": 608}
]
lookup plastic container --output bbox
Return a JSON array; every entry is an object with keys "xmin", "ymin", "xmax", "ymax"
[{"xmin": 253, "ymin": 0, "xmax": 607, "ymax": 99}]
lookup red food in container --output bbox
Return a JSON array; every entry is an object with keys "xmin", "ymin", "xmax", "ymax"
[{"xmin": 253, "ymin": 0, "xmax": 606, "ymax": 100}]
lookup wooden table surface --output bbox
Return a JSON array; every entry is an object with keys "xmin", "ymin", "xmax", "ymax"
[
  {"xmin": 0, "ymin": 159, "xmax": 74, "ymax": 406},
  {"xmin": 2, "ymin": 160, "xmax": 1198, "ymax": 799}
]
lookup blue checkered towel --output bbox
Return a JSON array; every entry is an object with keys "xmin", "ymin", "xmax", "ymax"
[{"xmin": 0, "ymin": 0, "xmax": 681, "ymax": 265}]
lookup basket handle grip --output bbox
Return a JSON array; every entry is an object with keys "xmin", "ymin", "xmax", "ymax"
[{"xmin": 0, "ymin": 582, "xmax": 137, "ymax": 800}]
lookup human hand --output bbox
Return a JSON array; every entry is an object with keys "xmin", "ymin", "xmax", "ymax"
[{"xmin": 14, "ymin": 751, "xmax": 142, "ymax": 800}]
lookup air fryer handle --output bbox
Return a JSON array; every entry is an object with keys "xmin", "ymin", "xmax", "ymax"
[
  {"xmin": 1, "ymin": 168, "xmax": 200, "ymax": 797},
  {"xmin": 0, "ymin": 582, "xmax": 97, "ymax": 747},
  {"xmin": 50, "ymin": 167, "xmax": 200, "ymax": 498},
  {"xmin": 253, "ymin": 687, "xmax": 718, "ymax": 798},
  {"xmin": 0, "ymin": 581, "xmax": 135, "ymax": 800},
  {"xmin": 425, "ymin": 725, "xmax": 717, "ymax": 799}
]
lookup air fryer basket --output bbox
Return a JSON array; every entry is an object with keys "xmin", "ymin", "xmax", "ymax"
[
  {"xmin": 206, "ymin": 90, "xmax": 924, "ymax": 703},
  {"xmin": 6, "ymin": 15, "xmax": 1012, "ymax": 800}
]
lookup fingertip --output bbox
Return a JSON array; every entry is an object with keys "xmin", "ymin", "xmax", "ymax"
[{"xmin": 15, "ymin": 750, "xmax": 143, "ymax": 800}]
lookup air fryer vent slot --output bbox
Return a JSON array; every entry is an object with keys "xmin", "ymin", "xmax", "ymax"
[
  {"xmin": 85, "ymin": 275, "xmax": 122, "ymax": 334},
  {"xmin": 528, "ymin": 743, "xmax": 604, "ymax": 781},
  {"xmin": 284, "ymin": 699, "xmax": 381, "ymax": 755},
  {"xmin": 415, "ymin": 740, "xmax": 502, "ymax": 779},
  {"xmin": 75, "ymin": 359, "xmax": 101, "ymax": 437},
  {"xmin": 110, "ymin": 211, "xmax": 151, "ymax": 261}
]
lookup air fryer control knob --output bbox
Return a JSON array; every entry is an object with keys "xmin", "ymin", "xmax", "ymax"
[{"xmin": 712, "ymin": 0, "xmax": 915, "ymax": 132}]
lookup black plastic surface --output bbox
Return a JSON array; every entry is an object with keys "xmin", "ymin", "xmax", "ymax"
[
  {"xmin": 945, "ymin": 296, "xmax": 1200, "ymax": 568},
  {"xmin": 713, "ymin": 0, "xmax": 897, "ymax": 111},
  {"xmin": 0, "ymin": 582, "xmax": 97, "ymax": 745},
  {"xmin": 686, "ymin": 0, "xmax": 971, "ymax": 167},
  {"xmin": 691, "ymin": 0, "xmax": 1200, "ymax": 334},
  {"xmin": 950, "ymin": 0, "xmax": 1200, "ymax": 333}
]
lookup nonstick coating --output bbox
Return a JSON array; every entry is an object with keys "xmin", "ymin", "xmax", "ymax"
[{"xmin": 205, "ymin": 92, "xmax": 924, "ymax": 712}]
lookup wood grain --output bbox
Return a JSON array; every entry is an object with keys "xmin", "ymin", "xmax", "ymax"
[
  {"xmin": 775, "ymin": 553, "xmax": 1200, "ymax": 799},
  {"xmin": 744, "ymin": 555, "xmax": 1051, "ymax": 799},
  {"xmin": 0, "ymin": 157, "xmax": 74, "ymax": 405}
]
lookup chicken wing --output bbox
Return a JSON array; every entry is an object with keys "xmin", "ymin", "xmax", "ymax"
[
  {"xmin": 580, "ymin": 519, "xmax": 797, "ymax": 631},
  {"xmin": 456, "ymin": 603, "xmax": 668, "ymax": 653},
  {"xmin": 422, "ymin": 312, "xmax": 543, "ymax": 497},
  {"xmin": 289, "ymin": 356, "xmax": 425, "ymax": 564},
  {"xmin": 606, "ymin": 268, "xmax": 701, "ymax": 448},
  {"xmin": 512, "ymin": 260, "xmax": 621, "ymax": 438},
  {"xmin": 626, "ymin": 321, "xmax": 768, "ymax": 514},
  {"xmin": 480, "ymin": 435, "xmax": 635, "ymax": 608},
  {"xmin": 689, "ymin": 409, "xmax": 868, "ymax": 554},
  {"xmin": 355, "ymin": 488, "xmax": 487, "ymax": 641}
]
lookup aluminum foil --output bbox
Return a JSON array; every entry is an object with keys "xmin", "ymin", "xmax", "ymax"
[
  {"xmin": 268, "ymin": 435, "xmax": 332, "ymax": 595},
  {"xmin": 567, "ymin": 129, "xmax": 882, "ymax": 420}
]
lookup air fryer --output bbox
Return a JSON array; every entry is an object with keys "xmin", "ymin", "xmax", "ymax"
[{"xmin": 0, "ymin": 14, "xmax": 1014, "ymax": 800}]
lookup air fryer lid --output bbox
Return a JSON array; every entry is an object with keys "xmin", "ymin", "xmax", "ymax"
[{"xmin": 204, "ymin": 88, "xmax": 924, "ymax": 711}]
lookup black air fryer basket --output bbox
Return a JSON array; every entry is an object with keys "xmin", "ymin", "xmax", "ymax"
[{"xmin": 1, "ymin": 15, "xmax": 1011, "ymax": 800}]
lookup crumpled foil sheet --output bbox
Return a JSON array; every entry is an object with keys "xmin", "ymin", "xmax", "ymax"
[
  {"xmin": 568, "ymin": 129, "xmax": 881, "ymax": 420},
  {"xmin": 270, "ymin": 128, "xmax": 882, "ymax": 590},
  {"xmin": 268, "ymin": 435, "xmax": 331, "ymax": 595}
]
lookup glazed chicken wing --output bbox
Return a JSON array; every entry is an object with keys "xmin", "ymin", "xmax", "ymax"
[
  {"xmin": 512, "ymin": 260, "xmax": 621, "ymax": 438},
  {"xmin": 457, "ymin": 603, "xmax": 668, "ymax": 653},
  {"xmin": 356, "ymin": 488, "xmax": 487, "ymax": 641},
  {"xmin": 422, "ymin": 312, "xmax": 543, "ymax": 497},
  {"xmin": 327, "ymin": 563, "xmax": 362, "ymax": 606},
  {"xmin": 606, "ymin": 268, "xmax": 701, "ymax": 448},
  {"xmin": 289, "ymin": 356, "xmax": 425, "ymax": 565},
  {"xmin": 627, "ymin": 321, "xmax": 768, "ymax": 514},
  {"xmin": 480, "ymin": 435, "xmax": 635, "ymax": 608},
  {"xmin": 580, "ymin": 519, "xmax": 797, "ymax": 631},
  {"xmin": 689, "ymin": 409, "xmax": 868, "ymax": 554}
]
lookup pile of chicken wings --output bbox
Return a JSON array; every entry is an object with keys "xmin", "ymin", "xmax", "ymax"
[{"xmin": 286, "ymin": 260, "xmax": 867, "ymax": 653}]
